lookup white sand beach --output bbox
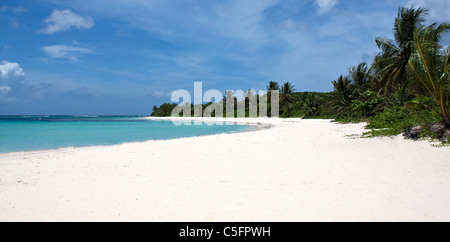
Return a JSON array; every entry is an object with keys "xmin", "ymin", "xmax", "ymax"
[{"xmin": 0, "ymin": 118, "xmax": 449, "ymax": 222}]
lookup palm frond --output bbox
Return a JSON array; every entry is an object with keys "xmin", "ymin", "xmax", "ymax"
[{"xmin": 408, "ymin": 23, "xmax": 450, "ymax": 126}]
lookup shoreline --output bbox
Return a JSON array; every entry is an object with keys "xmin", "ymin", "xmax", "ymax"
[
  {"xmin": 1, "ymin": 118, "xmax": 450, "ymax": 221},
  {"xmin": 0, "ymin": 117, "xmax": 279, "ymax": 158}
]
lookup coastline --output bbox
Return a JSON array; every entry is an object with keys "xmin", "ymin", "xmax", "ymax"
[
  {"xmin": 1, "ymin": 118, "xmax": 450, "ymax": 221},
  {"xmin": 0, "ymin": 117, "xmax": 273, "ymax": 158}
]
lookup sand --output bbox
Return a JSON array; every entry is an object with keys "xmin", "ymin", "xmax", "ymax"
[{"xmin": 0, "ymin": 118, "xmax": 449, "ymax": 222}]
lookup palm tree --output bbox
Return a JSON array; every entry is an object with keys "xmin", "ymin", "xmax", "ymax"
[
  {"xmin": 330, "ymin": 75, "xmax": 354, "ymax": 113},
  {"xmin": 373, "ymin": 7, "xmax": 428, "ymax": 94},
  {"xmin": 280, "ymin": 82, "xmax": 296, "ymax": 112},
  {"xmin": 244, "ymin": 89, "xmax": 258, "ymax": 117},
  {"xmin": 264, "ymin": 81, "xmax": 280, "ymax": 117},
  {"xmin": 302, "ymin": 93, "xmax": 323, "ymax": 118},
  {"xmin": 266, "ymin": 81, "xmax": 280, "ymax": 92},
  {"xmin": 349, "ymin": 62, "xmax": 371, "ymax": 97},
  {"xmin": 265, "ymin": 81, "xmax": 280, "ymax": 101},
  {"xmin": 151, "ymin": 106, "xmax": 159, "ymax": 116},
  {"xmin": 408, "ymin": 23, "xmax": 450, "ymax": 127}
]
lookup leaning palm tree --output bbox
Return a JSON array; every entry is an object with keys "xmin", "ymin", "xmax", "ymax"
[
  {"xmin": 407, "ymin": 23, "xmax": 450, "ymax": 127},
  {"xmin": 373, "ymin": 7, "xmax": 428, "ymax": 94}
]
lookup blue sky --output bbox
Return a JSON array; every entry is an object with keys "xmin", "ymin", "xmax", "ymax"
[{"xmin": 0, "ymin": 0, "xmax": 449, "ymax": 115}]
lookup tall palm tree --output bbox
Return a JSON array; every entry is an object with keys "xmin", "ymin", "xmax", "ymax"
[
  {"xmin": 373, "ymin": 7, "xmax": 428, "ymax": 94},
  {"xmin": 266, "ymin": 81, "xmax": 280, "ymax": 101},
  {"xmin": 266, "ymin": 81, "xmax": 280, "ymax": 92},
  {"xmin": 408, "ymin": 23, "xmax": 450, "ymax": 127},
  {"xmin": 280, "ymin": 82, "xmax": 296, "ymax": 109},
  {"xmin": 330, "ymin": 75, "xmax": 354, "ymax": 112},
  {"xmin": 279, "ymin": 82, "xmax": 296, "ymax": 115}
]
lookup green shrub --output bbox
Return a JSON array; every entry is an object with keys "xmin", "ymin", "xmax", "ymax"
[
  {"xmin": 366, "ymin": 105, "xmax": 440, "ymax": 136},
  {"xmin": 350, "ymin": 91, "xmax": 386, "ymax": 118}
]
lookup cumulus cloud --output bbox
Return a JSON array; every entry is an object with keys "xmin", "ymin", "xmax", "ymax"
[
  {"xmin": 0, "ymin": 61, "xmax": 56, "ymax": 104},
  {"xmin": 41, "ymin": 9, "xmax": 94, "ymax": 34},
  {"xmin": 0, "ymin": 61, "xmax": 23, "ymax": 103},
  {"xmin": 316, "ymin": 0, "xmax": 339, "ymax": 14},
  {"xmin": 0, "ymin": 61, "xmax": 25, "ymax": 78},
  {"xmin": 42, "ymin": 44, "xmax": 93, "ymax": 61}
]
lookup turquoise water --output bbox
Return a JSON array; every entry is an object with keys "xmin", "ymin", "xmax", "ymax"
[{"xmin": 0, "ymin": 116, "xmax": 252, "ymax": 153}]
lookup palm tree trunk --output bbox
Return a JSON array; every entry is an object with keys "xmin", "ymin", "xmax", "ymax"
[{"xmin": 443, "ymin": 115, "xmax": 450, "ymax": 128}]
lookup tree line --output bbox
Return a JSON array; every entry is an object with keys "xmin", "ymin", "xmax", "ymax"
[{"xmin": 151, "ymin": 7, "xmax": 449, "ymax": 141}]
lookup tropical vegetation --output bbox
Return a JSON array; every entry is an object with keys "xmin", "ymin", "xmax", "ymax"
[{"xmin": 151, "ymin": 6, "xmax": 450, "ymax": 142}]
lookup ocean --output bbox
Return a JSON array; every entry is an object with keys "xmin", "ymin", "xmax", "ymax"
[{"xmin": 0, "ymin": 116, "xmax": 252, "ymax": 153}]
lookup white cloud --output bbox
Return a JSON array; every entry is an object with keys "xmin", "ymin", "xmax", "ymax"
[
  {"xmin": 42, "ymin": 44, "xmax": 93, "ymax": 61},
  {"xmin": 407, "ymin": 0, "xmax": 450, "ymax": 23},
  {"xmin": 41, "ymin": 9, "xmax": 94, "ymax": 34},
  {"xmin": 38, "ymin": 0, "xmax": 406, "ymax": 94},
  {"xmin": 0, "ymin": 6, "xmax": 29, "ymax": 14},
  {"xmin": 150, "ymin": 91, "xmax": 172, "ymax": 98},
  {"xmin": 0, "ymin": 86, "xmax": 12, "ymax": 95},
  {"xmin": 0, "ymin": 61, "xmax": 25, "ymax": 78},
  {"xmin": 316, "ymin": 0, "xmax": 339, "ymax": 15}
]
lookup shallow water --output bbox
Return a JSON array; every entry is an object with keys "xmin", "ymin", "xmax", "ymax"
[{"xmin": 0, "ymin": 116, "xmax": 252, "ymax": 153}]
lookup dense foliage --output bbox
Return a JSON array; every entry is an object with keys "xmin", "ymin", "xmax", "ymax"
[
  {"xmin": 328, "ymin": 7, "xmax": 449, "ymax": 141},
  {"xmin": 150, "ymin": 103, "xmax": 179, "ymax": 117},
  {"xmin": 151, "ymin": 7, "xmax": 449, "ymax": 142}
]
